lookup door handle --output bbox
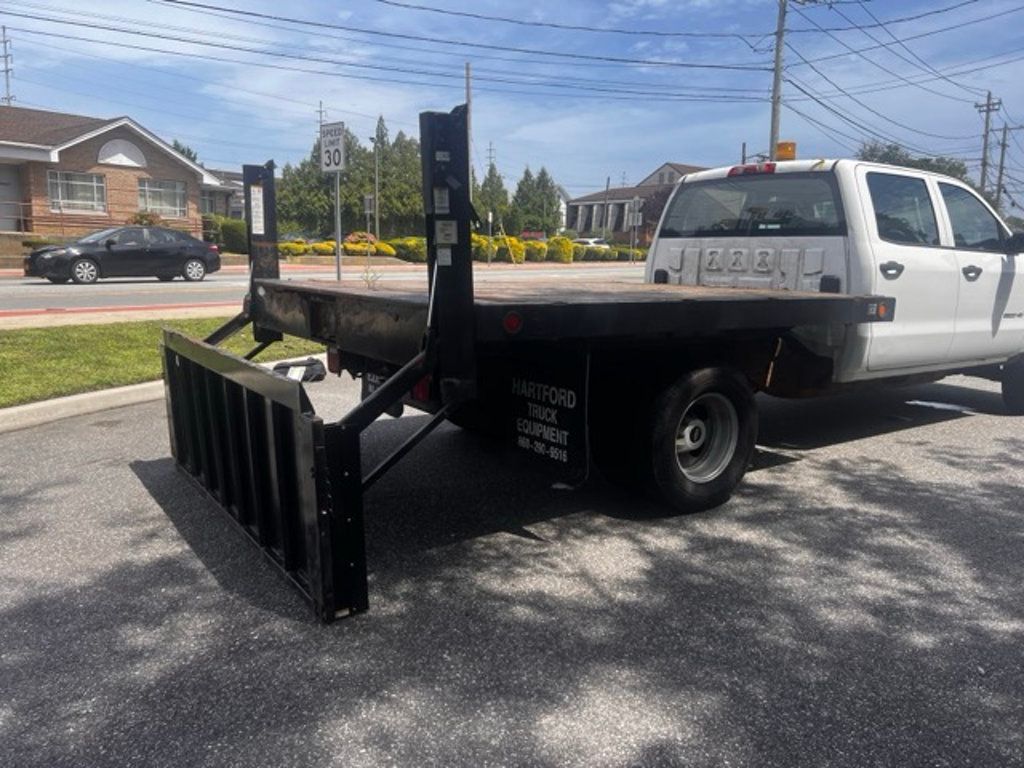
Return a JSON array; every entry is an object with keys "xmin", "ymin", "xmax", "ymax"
[
  {"xmin": 879, "ymin": 261, "xmax": 904, "ymax": 279},
  {"xmin": 961, "ymin": 265, "xmax": 983, "ymax": 281}
]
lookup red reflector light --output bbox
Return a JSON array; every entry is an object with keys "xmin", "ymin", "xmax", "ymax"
[
  {"xmin": 728, "ymin": 162, "xmax": 776, "ymax": 176},
  {"xmin": 327, "ymin": 346, "xmax": 341, "ymax": 374},
  {"xmin": 502, "ymin": 311, "xmax": 523, "ymax": 335},
  {"xmin": 412, "ymin": 375, "xmax": 432, "ymax": 402},
  {"xmin": 208, "ymin": 243, "xmax": 220, "ymax": 252}
]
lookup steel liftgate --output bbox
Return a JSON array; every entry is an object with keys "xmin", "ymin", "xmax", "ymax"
[{"xmin": 161, "ymin": 106, "xmax": 477, "ymax": 622}]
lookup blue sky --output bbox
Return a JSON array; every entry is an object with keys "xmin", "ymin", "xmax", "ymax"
[{"xmin": 3, "ymin": 0, "xmax": 1024, "ymax": 204}]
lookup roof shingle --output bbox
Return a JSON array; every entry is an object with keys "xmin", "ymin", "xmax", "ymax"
[{"xmin": 0, "ymin": 105, "xmax": 114, "ymax": 147}]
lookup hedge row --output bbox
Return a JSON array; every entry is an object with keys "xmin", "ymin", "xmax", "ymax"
[{"xmin": 277, "ymin": 240, "xmax": 398, "ymax": 257}]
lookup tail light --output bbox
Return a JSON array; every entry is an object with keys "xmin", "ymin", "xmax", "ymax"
[
  {"xmin": 728, "ymin": 162, "xmax": 776, "ymax": 177},
  {"xmin": 208, "ymin": 243, "xmax": 220, "ymax": 253}
]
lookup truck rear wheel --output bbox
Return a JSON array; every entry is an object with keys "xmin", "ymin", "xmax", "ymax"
[
  {"xmin": 1002, "ymin": 358, "xmax": 1024, "ymax": 415},
  {"xmin": 642, "ymin": 367, "xmax": 757, "ymax": 513}
]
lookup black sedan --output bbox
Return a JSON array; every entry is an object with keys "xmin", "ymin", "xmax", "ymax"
[{"xmin": 24, "ymin": 226, "xmax": 221, "ymax": 284}]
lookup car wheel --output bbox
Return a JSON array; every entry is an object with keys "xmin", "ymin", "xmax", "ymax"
[
  {"xmin": 1002, "ymin": 358, "xmax": 1024, "ymax": 415},
  {"xmin": 70, "ymin": 258, "xmax": 100, "ymax": 284},
  {"xmin": 183, "ymin": 259, "xmax": 206, "ymax": 282},
  {"xmin": 639, "ymin": 367, "xmax": 757, "ymax": 513},
  {"xmin": 46, "ymin": 276, "xmax": 69, "ymax": 284},
  {"xmin": 158, "ymin": 275, "xmax": 175, "ymax": 282}
]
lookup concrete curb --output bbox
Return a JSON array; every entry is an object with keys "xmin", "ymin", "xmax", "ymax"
[
  {"xmin": 0, "ymin": 353, "xmax": 329, "ymax": 434},
  {"xmin": 0, "ymin": 380, "xmax": 165, "ymax": 435}
]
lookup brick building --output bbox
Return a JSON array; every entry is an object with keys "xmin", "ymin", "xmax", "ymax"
[{"xmin": 0, "ymin": 105, "xmax": 234, "ymax": 237}]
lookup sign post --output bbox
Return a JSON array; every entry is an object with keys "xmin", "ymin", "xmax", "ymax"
[
  {"xmin": 630, "ymin": 196, "xmax": 641, "ymax": 263},
  {"xmin": 320, "ymin": 121, "xmax": 346, "ymax": 280}
]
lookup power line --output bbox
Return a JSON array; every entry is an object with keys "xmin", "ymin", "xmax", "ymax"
[
  {"xmin": 784, "ymin": 41, "xmax": 976, "ymax": 141},
  {"xmin": 792, "ymin": 4, "xmax": 1024, "ymax": 67},
  {"xmin": 784, "ymin": 76, "xmax": 970, "ymax": 157},
  {"xmin": 1, "ymin": 19, "xmax": 765, "ymax": 105},
  {"xmin": 374, "ymin": 0, "xmax": 750, "ymax": 40},
  {"xmin": 851, "ymin": 1, "xmax": 984, "ymax": 98},
  {"xmin": 790, "ymin": 3, "xmax": 974, "ymax": 104},
  {"xmin": 148, "ymin": 0, "xmax": 772, "ymax": 71},
  {"xmin": 376, "ymin": 0, "xmax": 982, "ymax": 38}
]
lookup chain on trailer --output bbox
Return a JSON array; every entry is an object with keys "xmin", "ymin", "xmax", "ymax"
[{"xmin": 161, "ymin": 105, "xmax": 478, "ymax": 622}]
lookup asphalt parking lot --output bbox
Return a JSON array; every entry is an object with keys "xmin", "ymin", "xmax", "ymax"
[{"xmin": 1, "ymin": 373, "xmax": 1023, "ymax": 767}]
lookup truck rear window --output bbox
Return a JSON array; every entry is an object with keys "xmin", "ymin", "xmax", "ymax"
[{"xmin": 659, "ymin": 172, "xmax": 845, "ymax": 238}]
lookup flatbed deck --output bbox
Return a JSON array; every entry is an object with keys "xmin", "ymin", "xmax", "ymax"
[{"xmin": 253, "ymin": 277, "xmax": 892, "ymax": 364}]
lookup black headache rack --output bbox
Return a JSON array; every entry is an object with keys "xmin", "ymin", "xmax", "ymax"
[{"xmin": 163, "ymin": 106, "xmax": 478, "ymax": 621}]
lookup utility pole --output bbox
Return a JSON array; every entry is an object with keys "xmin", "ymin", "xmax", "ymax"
[
  {"xmin": 1, "ymin": 26, "xmax": 13, "ymax": 106},
  {"xmin": 741, "ymin": 142, "xmax": 747, "ymax": 163},
  {"xmin": 465, "ymin": 62, "xmax": 473, "ymax": 203},
  {"xmin": 602, "ymin": 176, "xmax": 610, "ymax": 239},
  {"xmin": 996, "ymin": 124, "xmax": 1009, "ymax": 210},
  {"xmin": 373, "ymin": 127, "xmax": 380, "ymax": 240},
  {"xmin": 975, "ymin": 91, "xmax": 1001, "ymax": 192},
  {"xmin": 768, "ymin": 0, "xmax": 787, "ymax": 161}
]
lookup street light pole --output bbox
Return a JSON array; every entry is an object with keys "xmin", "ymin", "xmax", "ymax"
[{"xmin": 369, "ymin": 135, "xmax": 380, "ymax": 240}]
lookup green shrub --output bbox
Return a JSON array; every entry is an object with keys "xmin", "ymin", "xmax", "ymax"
[
  {"xmin": 561, "ymin": 228, "xmax": 579, "ymax": 239},
  {"xmin": 546, "ymin": 236, "xmax": 573, "ymax": 263},
  {"xmin": 572, "ymin": 243, "xmax": 586, "ymax": 261},
  {"xmin": 494, "ymin": 236, "xmax": 526, "ymax": 264},
  {"xmin": 613, "ymin": 246, "xmax": 648, "ymax": 262},
  {"xmin": 343, "ymin": 241, "xmax": 395, "ymax": 256},
  {"xmin": 524, "ymin": 240, "xmax": 547, "ymax": 262},
  {"xmin": 201, "ymin": 213, "xmax": 221, "ymax": 244},
  {"xmin": 219, "ymin": 217, "xmax": 248, "ymax": 254},
  {"xmin": 387, "ymin": 237, "xmax": 428, "ymax": 263},
  {"xmin": 127, "ymin": 211, "xmax": 162, "ymax": 226},
  {"xmin": 584, "ymin": 246, "xmax": 608, "ymax": 262},
  {"xmin": 22, "ymin": 238, "xmax": 65, "ymax": 249},
  {"xmin": 277, "ymin": 242, "xmax": 308, "ymax": 257},
  {"xmin": 471, "ymin": 233, "xmax": 494, "ymax": 262}
]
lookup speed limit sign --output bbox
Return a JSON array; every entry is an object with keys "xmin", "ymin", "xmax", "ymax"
[{"xmin": 320, "ymin": 121, "xmax": 346, "ymax": 173}]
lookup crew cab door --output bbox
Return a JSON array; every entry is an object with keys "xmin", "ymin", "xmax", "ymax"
[
  {"xmin": 936, "ymin": 182, "xmax": 1024, "ymax": 363},
  {"xmin": 859, "ymin": 168, "xmax": 960, "ymax": 371}
]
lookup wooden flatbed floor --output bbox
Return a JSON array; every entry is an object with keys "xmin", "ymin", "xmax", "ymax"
[{"xmin": 252, "ymin": 277, "xmax": 892, "ymax": 365}]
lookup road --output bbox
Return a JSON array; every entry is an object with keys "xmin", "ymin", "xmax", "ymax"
[
  {"xmin": 0, "ymin": 263, "xmax": 645, "ymax": 316},
  {"xmin": 2, "ymin": 373, "xmax": 1023, "ymax": 767}
]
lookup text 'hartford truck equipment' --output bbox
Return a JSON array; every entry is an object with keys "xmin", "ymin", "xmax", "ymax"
[{"xmin": 162, "ymin": 105, "xmax": 900, "ymax": 622}]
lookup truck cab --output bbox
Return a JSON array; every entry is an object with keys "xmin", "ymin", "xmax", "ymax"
[{"xmin": 646, "ymin": 159, "xmax": 1024, "ymax": 387}]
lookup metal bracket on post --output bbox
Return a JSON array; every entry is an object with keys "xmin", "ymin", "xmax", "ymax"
[
  {"xmin": 244, "ymin": 161, "xmax": 283, "ymax": 344},
  {"xmin": 420, "ymin": 105, "xmax": 477, "ymax": 407}
]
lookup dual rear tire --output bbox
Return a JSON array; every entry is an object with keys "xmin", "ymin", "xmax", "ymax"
[{"xmin": 593, "ymin": 367, "xmax": 757, "ymax": 514}]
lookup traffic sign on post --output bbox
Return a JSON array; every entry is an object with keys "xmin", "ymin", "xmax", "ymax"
[
  {"xmin": 320, "ymin": 120, "xmax": 345, "ymax": 280},
  {"xmin": 320, "ymin": 121, "xmax": 346, "ymax": 172}
]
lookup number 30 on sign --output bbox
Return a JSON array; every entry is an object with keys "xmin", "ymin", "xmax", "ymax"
[{"xmin": 320, "ymin": 121, "xmax": 346, "ymax": 173}]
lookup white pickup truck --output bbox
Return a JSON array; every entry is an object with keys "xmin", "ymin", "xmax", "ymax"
[{"xmin": 647, "ymin": 159, "xmax": 1024, "ymax": 413}]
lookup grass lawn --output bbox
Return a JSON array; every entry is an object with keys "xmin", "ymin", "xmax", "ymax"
[{"xmin": 0, "ymin": 318, "xmax": 325, "ymax": 408}]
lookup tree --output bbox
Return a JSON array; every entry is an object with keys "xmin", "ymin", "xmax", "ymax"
[
  {"xmin": 856, "ymin": 141, "xmax": 969, "ymax": 181},
  {"xmin": 477, "ymin": 161, "xmax": 509, "ymax": 231},
  {"xmin": 277, "ymin": 141, "xmax": 333, "ymax": 237},
  {"xmin": 534, "ymin": 167, "xmax": 562, "ymax": 235},
  {"xmin": 172, "ymin": 139, "xmax": 199, "ymax": 164}
]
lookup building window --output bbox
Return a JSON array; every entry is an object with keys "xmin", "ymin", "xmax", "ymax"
[
  {"xmin": 200, "ymin": 190, "xmax": 215, "ymax": 214},
  {"xmin": 139, "ymin": 179, "xmax": 187, "ymax": 217},
  {"xmin": 47, "ymin": 171, "xmax": 107, "ymax": 212}
]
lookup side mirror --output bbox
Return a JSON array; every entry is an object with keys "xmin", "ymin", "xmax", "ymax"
[
  {"xmin": 1007, "ymin": 232, "xmax": 1024, "ymax": 255},
  {"xmin": 105, "ymin": 238, "xmax": 116, "ymax": 249}
]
